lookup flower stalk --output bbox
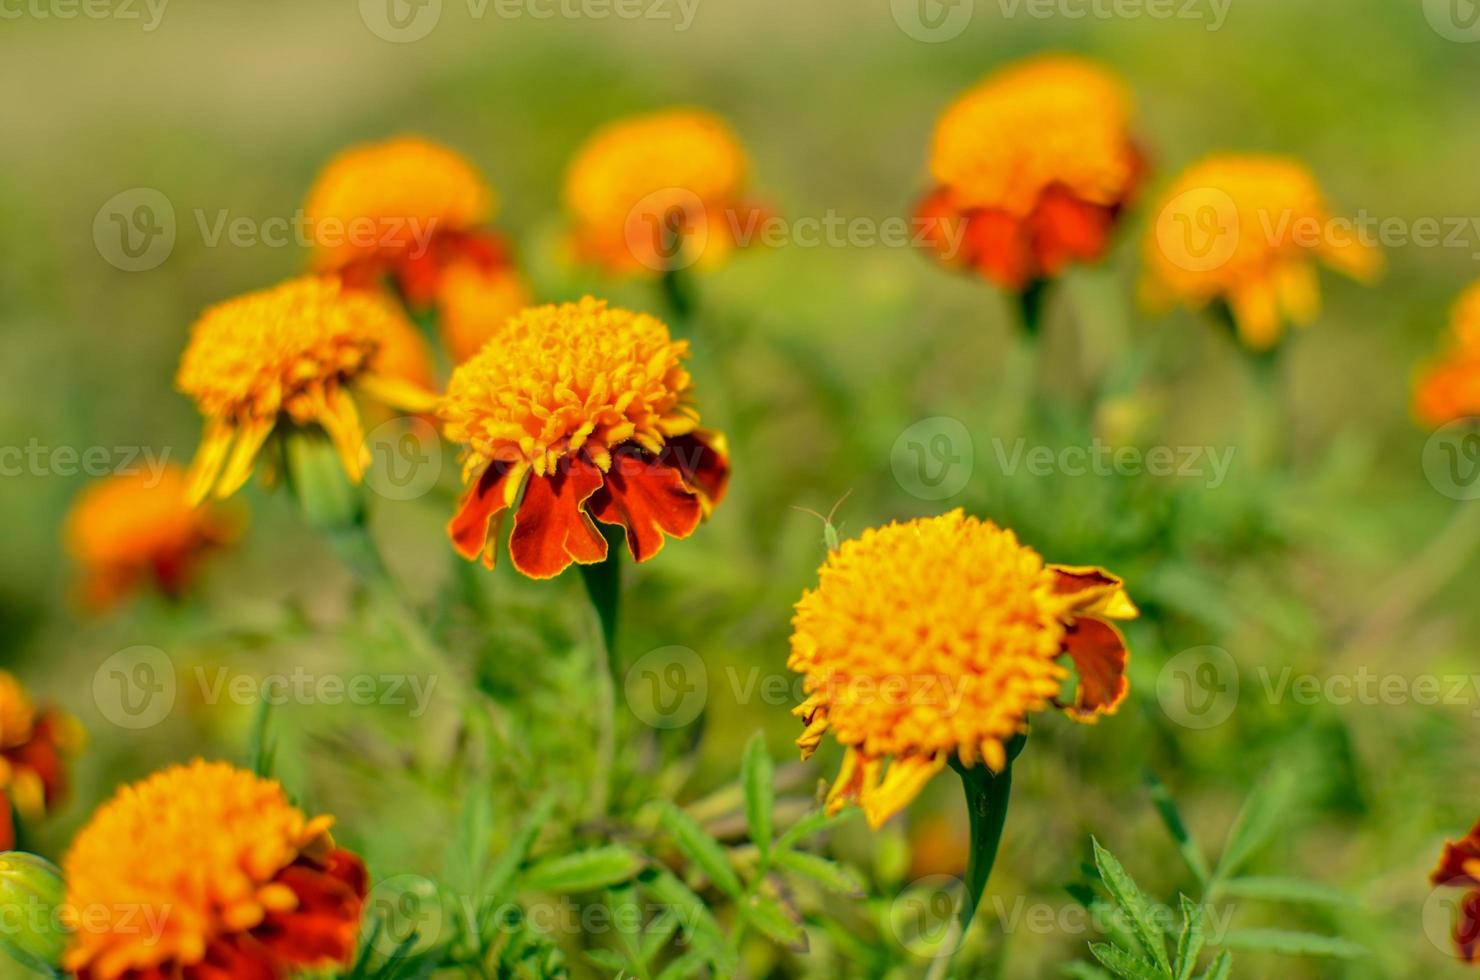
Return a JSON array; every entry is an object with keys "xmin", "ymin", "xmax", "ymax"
[{"xmin": 952, "ymin": 732, "xmax": 1026, "ymax": 934}]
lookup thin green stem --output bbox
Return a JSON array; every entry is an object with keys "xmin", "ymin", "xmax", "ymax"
[
  {"xmin": 578, "ymin": 524, "xmax": 626, "ymax": 819},
  {"xmin": 660, "ymin": 266, "xmax": 695, "ymax": 329}
]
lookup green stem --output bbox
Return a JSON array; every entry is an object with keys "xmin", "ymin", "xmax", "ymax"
[
  {"xmin": 660, "ymin": 266, "xmax": 695, "ymax": 329},
  {"xmin": 949, "ymin": 735, "xmax": 1026, "ymax": 945},
  {"xmin": 1018, "ymin": 279, "xmax": 1048, "ymax": 338},
  {"xmin": 578, "ymin": 524, "xmax": 626, "ymax": 818}
]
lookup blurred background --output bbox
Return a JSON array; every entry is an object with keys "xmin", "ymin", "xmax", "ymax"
[{"xmin": 5, "ymin": 0, "xmax": 1480, "ymax": 975}]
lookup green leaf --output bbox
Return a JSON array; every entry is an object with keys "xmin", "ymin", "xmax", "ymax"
[
  {"xmin": 639, "ymin": 906, "xmax": 682, "ymax": 963},
  {"xmin": 1062, "ymin": 963, "xmax": 1116, "ymax": 980},
  {"xmin": 522, "ymin": 845, "xmax": 645, "ymax": 894},
  {"xmin": 1173, "ymin": 895, "xmax": 1204, "ymax": 980},
  {"xmin": 772, "ymin": 850, "xmax": 863, "ymax": 896},
  {"xmin": 1217, "ymin": 876, "xmax": 1357, "ymax": 908},
  {"xmin": 1145, "ymin": 772, "xmax": 1210, "ymax": 886},
  {"xmin": 1089, "ymin": 942, "xmax": 1166, "ymax": 980},
  {"xmin": 658, "ymin": 802, "xmax": 743, "ymax": 898},
  {"xmin": 1214, "ymin": 772, "xmax": 1296, "ymax": 884},
  {"xmin": 247, "ymin": 698, "xmax": 275, "ymax": 778},
  {"xmin": 1196, "ymin": 950, "xmax": 1232, "ymax": 980},
  {"xmin": 442, "ymin": 769, "xmax": 494, "ymax": 898},
  {"xmin": 583, "ymin": 948, "xmax": 628, "ymax": 972},
  {"xmin": 742, "ymin": 732, "xmax": 775, "ymax": 856},
  {"xmin": 474, "ymin": 794, "xmax": 555, "ymax": 942},
  {"xmin": 638, "ymin": 867, "xmax": 737, "ymax": 975},
  {"xmin": 1219, "ymin": 929, "xmax": 1364, "ymax": 958},
  {"xmin": 1091, "ymin": 839, "xmax": 1172, "ymax": 976},
  {"xmin": 774, "ymin": 807, "xmax": 849, "ymax": 852},
  {"xmin": 655, "ymin": 949, "xmax": 711, "ymax": 980},
  {"xmin": 742, "ymin": 893, "xmax": 809, "ymax": 952}
]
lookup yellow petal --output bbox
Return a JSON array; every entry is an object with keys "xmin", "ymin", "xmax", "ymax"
[
  {"xmin": 214, "ymin": 415, "xmax": 275, "ymax": 500},
  {"xmin": 185, "ymin": 421, "xmax": 234, "ymax": 506}
]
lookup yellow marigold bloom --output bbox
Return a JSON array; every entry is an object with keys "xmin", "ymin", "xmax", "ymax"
[
  {"xmin": 443, "ymin": 297, "xmax": 728, "ymax": 578},
  {"xmin": 918, "ymin": 54, "xmax": 1142, "ymax": 290},
  {"xmin": 63, "ymin": 466, "xmax": 237, "ymax": 609},
  {"xmin": 1142, "ymin": 154, "xmax": 1381, "ymax": 349},
  {"xmin": 1415, "ymin": 282, "xmax": 1480, "ymax": 426},
  {"xmin": 789, "ymin": 510, "xmax": 1136, "ymax": 828},
  {"xmin": 0, "ymin": 672, "xmax": 79, "ymax": 851},
  {"xmin": 564, "ymin": 109, "xmax": 762, "ymax": 275},
  {"xmin": 177, "ymin": 276, "xmax": 437, "ymax": 504},
  {"xmin": 63, "ymin": 760, "xmax": 367, "ymax": 980}
]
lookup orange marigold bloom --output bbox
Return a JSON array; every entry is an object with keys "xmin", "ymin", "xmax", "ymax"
[
  {"xmin": 1142, "ymin": 154, "xmax": 1381, "ymax": 349},
  {"xmin": 437, "ymin": 261, "xmax": 532, "ymax": 364},
  {"xmin": 1432, "ymin": 819, "xmax": 1480, "ymax": 961},
  {"xmin": 789, "ymin": 510, "xmax": 1136, "ymax": 828},
  {"xmin": 64, "ymin": 466, "xmax": 237, "ymax": 609},
  {"xmin": 442, "ymin": 297, "xmax": 728, "ymax": 579},
  {"xmin": 1415, "ymin": 282, "xmax": 1480, "ymax": 426},
  {"xmin": 564, "ymin": 109, "xmax": 762, "ymax": 275},
  {"xmin": 0, "ymin": 672, "xmax": 80, "ymax": 851},
  {"xmin": 917, "ymin": 55, "xmax": 1143, "ymax": 290},
  {"xmin": 305, "ymin": 135, "xmax": 531, "ymax": 362},
  {"xmin": 177, "ymin": 276, "xmax": 437, "ymax": 504},
  {"xmin": 62, "ymin": 760, "xmax": 367, "ymax": 980}
]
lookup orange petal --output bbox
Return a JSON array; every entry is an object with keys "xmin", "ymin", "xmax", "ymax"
[
  {"xmin": 0, "ymin": 792, "xmax": 12, "ymax": 850},
  {"xmin": 1059, "ymin": 616, "xmax": 1130, "ymax": 721},
  {"xmin": 665, "ymin": 431, "xmax": 730, "ymax": 512},
  {"xmin": 861, "ymin": 753, "xmax": 946, "ymax": 829},
  {"xmin": 1047, "ymin": 564, "xmax": 1138, "ymax": 620},
  {"xmin": 257, "ymin": 851, "xmax": 367, "ymax": 969},
  {"xmin": 508, "ymin": 457, "xmax": 608, "ymax": 579},
  {"xmin": 915, "ymin": 189, "xmax": 971, "ymax": 267},
  {"xmin": 1027, "ymin": 184, "xmax": 1114, "ymax": 275},
  {"xmin": 448, "ymin": 459, "xmax": 524, "ymax": 566},
  {"xmin": 590, "ymin": 447, "xmax": 703, "ymax": 564},
  {"xmin": 1432, "ymin": 820, "xmax": 1480, "ymax": 887},
  {"xmin": 962, "ymin": 209, "xmax": 1034, "ymax": 290}
]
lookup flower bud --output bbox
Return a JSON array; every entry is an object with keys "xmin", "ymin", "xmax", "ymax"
[{"xmin": 0, "ymin": 851, "xmax": 67, "ymax": 973}]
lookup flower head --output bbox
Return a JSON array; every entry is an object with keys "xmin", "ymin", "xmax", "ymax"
[
  {"xmin": 1142, "ymin": 154, "xmax": 1381, "ymax": 349},
  {"xmin": 788, "ymin": 510, "xmax": 1135, "ymax": 828},
  {"xmin": 917, "ymin": 55, "xmax": 1142, "ymax": 289},
  {"xmin": 0, "ymin": 672, "xmax": 79, "ymax": 851},
  {"xmin": 1432, "ymin": 819, "xmax": 1480, "ymax": 961},
  {"xmin": 64, "ymin": 466, "xmax": 237, "ymax": 609},
  {"xmin": 1415, "ymin": 282, "xmax": 1480, "ymax": 426},
  {"xmin": 437, "ymin": 260, "xmax": 533, "ymax": 363},
  {"xmin": 62, "ymin": 760, "xmax": 367, "ymax": 980},
  {"xmin": 177, "ymin": 275, "xmax": 436, "ymax": 504},
  {"xmin": 442, "ymin": 297, "xmax": 728, "ymax": 578},
  {"xmin": 564, "ymin": 109, "xmax": 760, "ymax": 275}
]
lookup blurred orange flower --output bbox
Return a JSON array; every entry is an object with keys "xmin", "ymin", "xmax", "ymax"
[
  {"xmin": 564, "ymin": 109, "xmax": 763, "ymax": 276},
  {"xmin": 789, "ymin": 510, "xmax": 1135, "ymax": 828},
  {"xmin": 1431, "ymin": 819, "xmax": 1480, "ymax": 961},
  {"xmin": 305, "ymin": 135, "xmax": 531, "ymax": 362},
  {"xmin": 62, "ymin": 760, "xmax": 366, "ymax": 980},
  {"xmin": 1415, "ymin": 282, "xmax": 1480, "ymax": 426},
  {"xmin": 176, "ymin": 276, "xmax": 438, "ymax": 504},
  {"xmin": 1142, "ymin": 154, "xmax": 1381, "ymax": 349},
  {"xmin": 917, "ymin": 54, "xmax": 1143, "ymax": 291},
  {"xmin": 64, "ymin": 466, "xmax": 237, "ymax": 609},
  {"xmin": 0, "ymin": 671, "xmax": 80, "ymax": 850},
  {"xmin": 441, "ymin": 297, "xmax": 728, "ymax": 579}
]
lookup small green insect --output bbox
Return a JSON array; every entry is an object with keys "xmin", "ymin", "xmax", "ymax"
[{"xmin": 792, "ymin": 489, "xmax": 852, "ymax": 552}]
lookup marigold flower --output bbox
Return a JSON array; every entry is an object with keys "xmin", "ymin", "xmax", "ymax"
[
  {"xmin": 1432, "ymin": 819, "xmax": 1480, "ymax": 961},
  {"xmin": 305, "ymin": 136, "xmax": 532, "ymax": 362},
  {"xmin": 788, "ymin": 510, "xmax": 1136, "ymax": 828},
  {"xmin": 917, "ymin": 55, "xmax": 1143, "ymax": 290},
  {"xmin": 64, "ymin": 466, "xmax": 237, "ymax": 609},
  {"xmin": 62, "ymin": 760, "xmax": 367, "ymax": 980},
  {"xmin": 442, "ymin": 297, "xmax": 728, "ymax": 579},
  {"xmin": 0, "ymin": 672, "xmax": 79, "ymax": 851},
  {"xmin": 177, "ymin": 276, "xmax": 437, "ymax": 504},
  {"xmin": 1415, "ymin": 282, "xmax": 1480, "ymax": 426},
  {"xmin": 564, "ymin": 109, "xmax": 761, "ymax": 275},
  {"xmin": 1142, "ymin": 154, "xmax": 1381, "ymax": 349}
]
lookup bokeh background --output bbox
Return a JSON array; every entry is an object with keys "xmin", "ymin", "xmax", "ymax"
[{"xmin": 5, "ymin": 0, "xmax": 1480, "ymax": 975}]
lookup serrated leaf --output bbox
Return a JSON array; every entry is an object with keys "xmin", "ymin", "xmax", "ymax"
[
  {"xmin": 1215, "ymin": 772, "xmax": 1295, "ymax": 884},
  {"xmin": 1089, "ymin": 942, "xmax": 1166, "ymax": 980},
  {"xmin": 1092, "ymin": 839, "xmax": 1172, "ymax": 976},
  {"xmin": 743, "ymin": 732, "xmax": 775, "ymax": 856},
  {"xmin": 638, "ymin": 867, "xmax": 737, "ymax": 974},
  {"xmin": 475, "ymin": 794, "xmax": 555, "ymax": 941},
  {"xmin": 1196, "ymin": 950, "xmax": 1232, "ymax": 980},
  {"xmin": 1217, "ymin": 876, "xmax": 1356, "ymax": 908},
  {"xmin": 521, "ymin": 846, "xmax": 644, "ymax": 894},
  {"xmin": 1220, "ymin": 929, "xmax": 1364, "ymax": 958},
  {"xmin": 1146, "ymin": 772, "xmax": 1210, "ymax": 886},
  {"xmin": 743, "ymin": 893, "xmax": 808, "ymax": 952},
  {"xmin": 773, "ymin": 850, "xmax": 863, "ymax": 896},
  {"xmin": 1173, "ymin": 895, "xmax": 1204, "ymax": 980},
  {"xmin": 659, "ymin": 802, "xmax": 743, "ymax": 898},
  {"xmin": 442, "ymin": 769, "xmax": 494, "ymax": 897}
]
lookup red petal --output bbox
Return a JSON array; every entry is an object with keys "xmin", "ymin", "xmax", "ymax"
[
  {"xmin": 1027, "ymin": 184, "xmax": 1114, "ymax": 275},
  {"xmin": 508, "ymin": 457, "xmax": 608, "ymax": 579},
  {"xmin": 255, "ymin": 851, "xmax": 367, "ymax": 969},
  {"xmin": 448, "ymin": 460, "xmax": 521, "ymax": 566},
  {"xmin": 665, "ymin": 432, "xmax": 729, "ymax": 510},
  {"xmin": 590, "ymin": 448, "xmax": 702, "ymax": 563},
  {"xmin": 0, "ymin": 791, "xmax": 12, "ymax": 850},
  {"xmin": 1060, "ymin": 617, "xmax": 1130, "ymax": 720},
  {"xmin": 962, "ymin": 209, "xmax": 1033, "ymax": 290},
  {"xmin": 915, "ymin": 189, "xmax": 971, "ymax": 267}
]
